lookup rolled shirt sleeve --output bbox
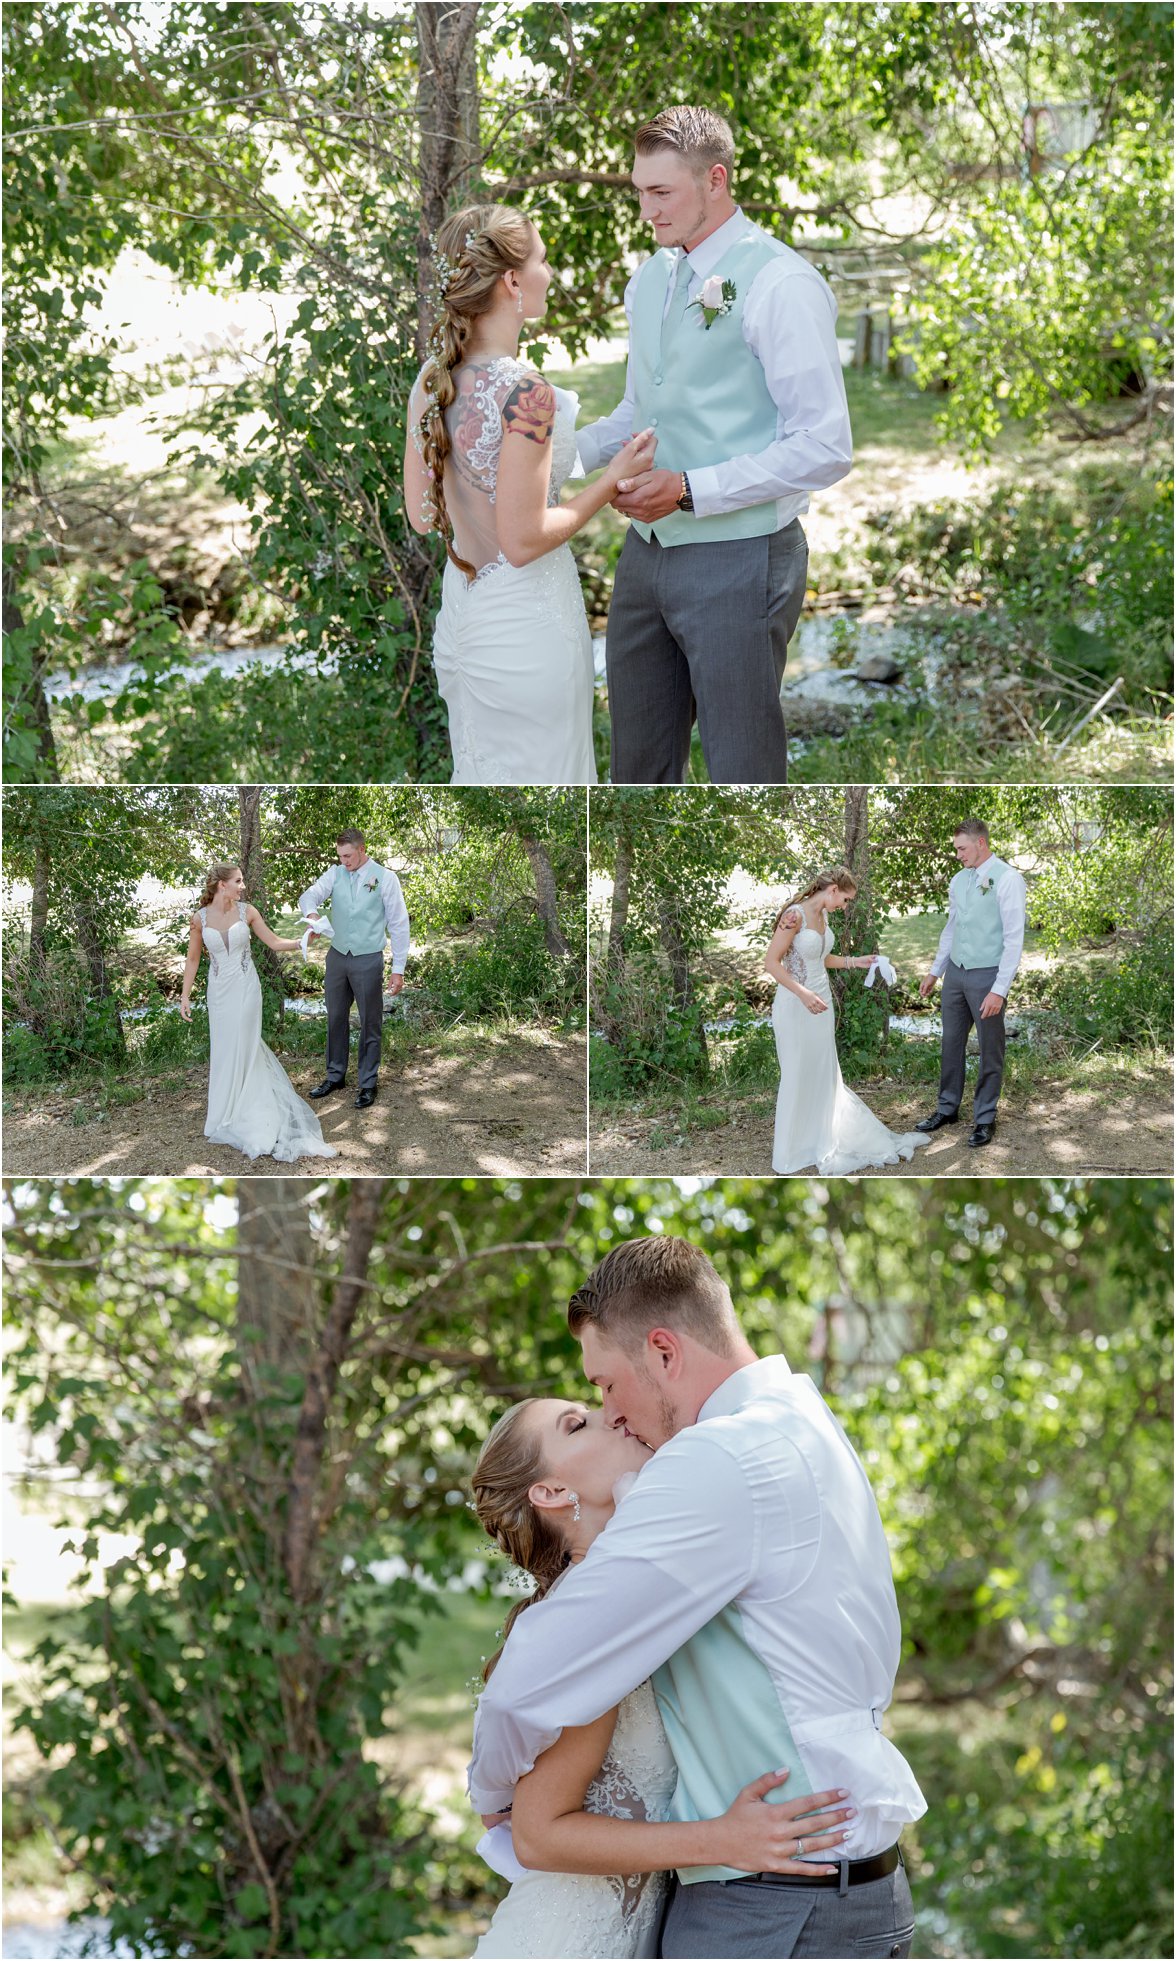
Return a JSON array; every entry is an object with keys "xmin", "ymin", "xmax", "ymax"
[
  {"xmin": 380, "ymin": 868, "xmax": 410, "ymax": 973},
  {"xmin": 298, "ymin": 866, "xmax": 337, "ymax": 915},
  {"xmin": 687, "ymin": 262, "xmax": 853, "ymax": 519},
  {"xmin": 993, "ymin": 869, "xmax": 1027, "ymax": 998},
  {"xmin": 467, "ymin": 1435, "xmax": 762, "ymax": 1812}
]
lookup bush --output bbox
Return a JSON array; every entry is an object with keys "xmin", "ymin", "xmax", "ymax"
[
  {"xmin": 413, "ymin": 919, "xmax": 580, "ymax": 1024},
  {"xmin": 2, "ymin": 944, "xmax": 126, "ymax": 1079},
  {"xmin": 1049, "ymin": 923, "xmax": 1173, "ymax": 1048}
]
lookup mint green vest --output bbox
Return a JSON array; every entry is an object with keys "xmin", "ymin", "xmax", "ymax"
[
  {"xmin": 950, "ymin": 858, "xmax": 1009, "ymax": 969},
  {"xmin": 329, "ymin": 866, "xmax": 386, "ymax": 955},
  {"xmin": 630, "ymin": 226, "xmax": 783, "ymax": 548},
  {"xmin": 653, "ymin": 1606, "xmax": 814, "ymax": 1885}
]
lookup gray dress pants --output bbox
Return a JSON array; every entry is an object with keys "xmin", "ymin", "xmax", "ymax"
[
  {"xmin": 659, "ymin": 1858, "xmax": 914, "ymax": 1959},
  {"xmin": 323, "ymin": 948, "xmax": 384, "ymax": 1090},
  {"xmin": 605, "ymin": 520, "xmax": 808, "ymax": 784},
  {"xmin": 937, "ymin": 958, "xmax": 1006, "ymax": 1125}
]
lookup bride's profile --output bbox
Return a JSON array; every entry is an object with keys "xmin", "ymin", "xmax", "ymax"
[
  {"xmin": 766, "ymin": 866, "xmax": 931, "ymax": 1177},
  {"xmin": 467, "ymin": 1397, "xmax": 854, "ymax": 1959},
  {"xmin": 180, "ymin": 863, "xmax": 337, "ymax": 1163},
  {"xmin": 403, "ymin": 203, "xmax": 657, "ymax": 786}
]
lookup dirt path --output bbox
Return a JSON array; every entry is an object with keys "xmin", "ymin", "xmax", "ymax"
[
  {"xmin": 590, "ymin": 1069, "xmax": 1173, "ymax": 1177},
  {"xmin": 4, "ymin": 1032, "xmax": 587, "ymax": 1177}
]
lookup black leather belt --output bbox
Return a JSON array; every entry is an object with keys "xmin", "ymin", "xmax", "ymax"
[{"xmin": 730, "ymin": 1844, "xmax": 902, "ymax": 1890}]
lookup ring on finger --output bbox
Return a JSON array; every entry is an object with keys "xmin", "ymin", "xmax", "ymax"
[{"xmin": 795, "ymin": 1836, "xmax": 806, "ymax": 1857}]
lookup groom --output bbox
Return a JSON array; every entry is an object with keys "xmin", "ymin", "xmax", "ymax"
[
  {"xmin": 469, "ymin": 1237, "xmax": 924, "ymax": 1959},
  {"xmin": 298, "ymin": 828, "xmax": 410, "ymax": 1109},
  {"xmin": 576, "ymin": 105, "xmax": 853, "ymax": 785},
  {"xmin": 915, "ymin": 817, "xmax": 1027, "ymax": 1149}
]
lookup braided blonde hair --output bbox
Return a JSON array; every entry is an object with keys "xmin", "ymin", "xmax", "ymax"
[
  {"xmin": 471, "ymin": 1398, "xmax": 571, "ymax": 1681},
  {"xmin": 418, "ymin": 203, "xmax": 537, "ymax": 579},
  {"xmin": 775, "ymin": 865, "xmax": 857, "ymax": 932}
]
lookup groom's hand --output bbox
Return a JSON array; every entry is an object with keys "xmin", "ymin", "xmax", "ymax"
[
  {"xmin": 386, "ymin": 973, "xmax": 405, "ymax": 996},
  {"xmin": 979, "ymin": 991, "xmax": 1004, "ymax": 1019},
  {"xmin": 612, "ymin": 468, "xmax": 686, "ymax": 522},
  {"xmin": 918, "ymin": 973, "xmax": 938, "ymax": 999}
]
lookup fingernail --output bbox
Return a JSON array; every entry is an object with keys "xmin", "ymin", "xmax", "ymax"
[
  {"xmin": 775, "ymin": 1767, "xmax": 790, "ymax": 1776},
  {"xmin": 836, "ymin": 1788, "xmax": 850, "ymax": 1798}
]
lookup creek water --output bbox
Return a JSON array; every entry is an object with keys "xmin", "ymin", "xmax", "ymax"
[{"xmin": 49, "ymin": 612, "xmax": 924, "ymax": 716}]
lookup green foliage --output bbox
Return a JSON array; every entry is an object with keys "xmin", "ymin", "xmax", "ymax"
[{"xmin": 414, "ymin": 919, "xmax": 581, "ymax": 1026}]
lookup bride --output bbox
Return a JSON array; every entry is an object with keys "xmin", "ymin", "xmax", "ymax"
[
  {"xmin": 766, "ymin": 866, "xmax": 931, "ymax": 1177},
  {"xmin": 180, "ymin": 863, "xmax": 337, "ymax": 1163},
  {"xmin": 403, "ymin": 202, "xmax": 657, "ymax": 786},
  {"xmin": 468, "ymin": 1398, "xmax": 855, "ymax": 1958}
]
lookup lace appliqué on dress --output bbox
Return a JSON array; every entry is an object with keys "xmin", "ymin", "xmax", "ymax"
[
  {"xmin": 581, "ymin": 1682, "xmax": 678, "ymax": 1936},
  {"xmin": 461, "ymin": 357, "xmax": 531, "ymax": 503}
]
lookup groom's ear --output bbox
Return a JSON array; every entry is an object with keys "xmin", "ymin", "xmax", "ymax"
[{"xmin": 647, "ymin": 1327, "xmax": 684, "ymax": 1376}]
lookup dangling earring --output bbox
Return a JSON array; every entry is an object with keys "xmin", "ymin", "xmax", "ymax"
[
  {"xmin": 516, "ymin": 289, "xmax": 524, "ymax": 317},
  {"xmin": 570, "ymin": 1491, "xmax": 581, "ymax": 1523}
]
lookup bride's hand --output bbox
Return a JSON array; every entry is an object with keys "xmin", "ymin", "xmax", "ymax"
[
  {"xmin": 179, "ymin": 998, "xmax": 192, "ymax": 1023},
  {"xmin": 604, "ymin": 427, "xmax": 657, "ymax": 489},
  {"xmin": 798, "ymin": 987, "xmax": 829, "ymax": 1015},
  {"xmin": 710, "ymin": 1770, "xmax": 855, "ymax": 1875}
]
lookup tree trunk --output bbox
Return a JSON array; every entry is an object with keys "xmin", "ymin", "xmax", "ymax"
[
  {"xmin": 283, "ymin": 1179, "xmax": 386, "ymax": 1603},
  {"xmin": 414, "ymin": 1, "xmax": 481, "ymax": 357},
  {"xmin": 29, "ymin": 824, "xmax": 51, "ymax": 964},
  {"xmin": 237, "ymin": 1181, "xmax": 318, "ymax": 1391},
  {"xmin": 606, "ymin": 831, "xmax": 632, "ymax": 992},
  {"xmin": 521, "ymin": 835, "xmax": 572, "ymax": 957},
  {"xmin": 238, "ymin": 786, "xmax": 288, "ymax": 993},
  {"xmin": 3, "ymin": 565, "xmax": 60, "ymax": 781},
  {"xmin": 840, "ymin": 785, "xmax": 886, "ymax": 1046},
  {"xmin": 74, "ymin": 901, "xmax": 126, "ymax": 1056},
  {"xmin": 659, "ymin": 896, "xmax": 708, "ymax": 1076}
]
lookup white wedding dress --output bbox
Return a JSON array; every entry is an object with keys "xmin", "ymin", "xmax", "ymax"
[
  {"xmin": 200, "ymin": 904, "xmax": 337, "ymax": 1162},
  {"xmin": 415, "ymin": 356, "xmax": 598, "ymax": 786},
  {"xmin": 472, "ymin": 1681, "xmax": 677, "ymax": 1959},
  {"xmin": 772, "ymin": 916, "xmax": 931, "ymax": 1176}
]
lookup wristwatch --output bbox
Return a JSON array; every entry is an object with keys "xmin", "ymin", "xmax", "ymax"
[{"xmin": 676, "ymin": 471, "xmax": 694, "ymax": 513}]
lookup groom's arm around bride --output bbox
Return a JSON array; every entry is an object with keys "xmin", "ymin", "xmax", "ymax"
[{"xmin": 576, "ymin": 105, "xmax": 853, "ymax": 786}]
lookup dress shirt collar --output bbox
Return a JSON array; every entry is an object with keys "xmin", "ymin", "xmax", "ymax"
[
  {"xmin": 679, "ymin": 206, "xmax": 749, "ymax": 285},
  {"xmin": 697, "ymin": 1351, "xmax": 793, "ymax": 1425}
]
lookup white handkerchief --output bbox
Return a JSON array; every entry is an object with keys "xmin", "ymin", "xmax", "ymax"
[
  {"xmin": 300, "ymin": 918, "xmax": 335, "ymax": 959},
  {"xmin": 476, "ymin": 1821, "xmax": 530, "ymax": 1883},
  {"xmin": 864, "ymin": 954, "xmax": 897, "ymax": 989}
]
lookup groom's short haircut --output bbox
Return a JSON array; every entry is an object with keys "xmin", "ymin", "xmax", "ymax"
[
  {"xmin": 953, "ymin": 819, "xmax": 989, "ymax": 842},
  {"xmin": 568, "ymin": 1236, "xmax": 740, "ymax": 1357},
  {"xmin": 634, "ymin": 106, "xmax": 736, "ymax": 188},
  {"xmin": 336, "ymin": 827, "xmax": 365, "ymax": 847}
]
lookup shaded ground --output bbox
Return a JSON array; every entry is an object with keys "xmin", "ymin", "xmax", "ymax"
[
  {"xmin": 589, "ymin": 1064, "xmax": 1173, "ymax": 1176},
  {"xmin": 3, "ymin": 1030, "xmax": 587, "ymax": 1176}
]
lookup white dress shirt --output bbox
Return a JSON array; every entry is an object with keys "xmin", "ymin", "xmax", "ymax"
[
  {"xmin": 297, "ymin": 860, "xmax": 411, "ymax": 971},
  {"xmin": 930, "ymin": 859, "xmax": 1028, "ymax": 999},
  {"xmin": 575, "ymin": 208, "xmax": 852, "ymax": 526},
  {"xmin": 468, "ymin": 1355, "xmax": 925, "ymax": 1867}
]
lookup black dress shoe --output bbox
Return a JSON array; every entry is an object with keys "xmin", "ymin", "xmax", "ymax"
[
  {"xmin": 309, "ymin": 1079, "xmax": 345, "ymax": 1099},
  {"xmin": 967, "ymin": 1123, "xmax": 995, "ymax": 1147},
  {"xmin": 355, "ymin": 1086, "xmax": 377, "ymax": 1109},
  {"xmin": 914, "ymin": 1110, "xmax": 960, "ymax": 1134}
]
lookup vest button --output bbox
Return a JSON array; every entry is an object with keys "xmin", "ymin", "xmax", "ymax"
[
  {"xmin": 649, "ymin": 417, "xmax": 658, "ymax": 428},
  {"xmin": 653, "ymin": 373, "xmax": 663, "ymax": 386}
]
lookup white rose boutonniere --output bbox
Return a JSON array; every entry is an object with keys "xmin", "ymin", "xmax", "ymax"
[
  {"xmin": 688, "ymin": 276, "xmax": 736, "ymax": 329},
  {"xmin": 364, "ymin": 876, "xmax": 379, "ymax": 892},
  {"xmin": 976, "ymin": 869, "xmax": 993, "ymax": 893}
]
